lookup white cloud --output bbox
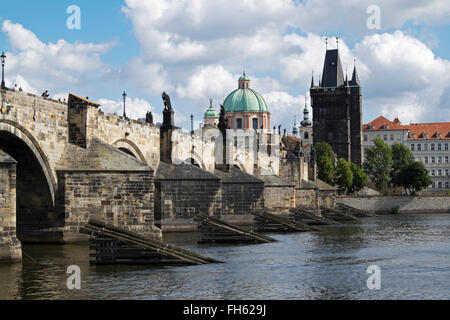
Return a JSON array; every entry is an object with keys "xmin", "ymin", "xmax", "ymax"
[
  {"xmin": 98, "ymin": 97, "xmax": 161, "ymax": 122},
  {"xmin": 1, "ymin": 20, "xmax": 114, "ymax": 93},
  {"xmin": 355, "ymin": 31, "xmax": 450, "ymax": 124}
]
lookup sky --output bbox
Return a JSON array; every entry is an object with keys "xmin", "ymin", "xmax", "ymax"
[{"xmin": 0, "ymin": 0, "xmax": 449, "ymax": 132}]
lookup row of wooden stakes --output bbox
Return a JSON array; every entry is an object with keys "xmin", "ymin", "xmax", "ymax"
[{"xmin": 81, "ymin": 203, "xmax": 375, "ymax": 266}]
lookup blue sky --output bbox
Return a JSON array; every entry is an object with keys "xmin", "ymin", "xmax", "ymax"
[{"xmin": 0, "ymin": 0, "xmax": 449, "ymax": 131}]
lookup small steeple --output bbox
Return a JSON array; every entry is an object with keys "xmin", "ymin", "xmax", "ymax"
[
  {"xmin": 301, "ymin": 95, "xmax": 312, "ymax": 127},
  {"xmin": 350, "ymin": 58, "xmax": 361, "ymax": 86},
  {"xmin": 292, "ymin": 115, "xmax": 299, "ymax": 137}
]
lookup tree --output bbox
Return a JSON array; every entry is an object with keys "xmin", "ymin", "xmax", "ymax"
[
  {"xmin": 391, "ymin": 143, "xmax": 414, "ymax": 186},
  {"xmin": 335, "ymin": 158, "xmax": 353, "ymax": 193},
  {"xmin": 397, "ymin": 161, "xmax": 432, "ymax": 195},
  {"xmin": 350, "ymin": 162, "xmax": 368, "ymax": 193},
  {"xmin": 363, "ymin": 137, "xmax": 392, "ymax": 190},
  {"xmin": 314, "ymin": 142, "xmax": 335, "ymax": 185}
]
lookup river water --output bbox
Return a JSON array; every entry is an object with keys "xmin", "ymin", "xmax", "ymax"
[{"xmin": 1, "ymin": 213, "xmax": 449, "ymax": 300}]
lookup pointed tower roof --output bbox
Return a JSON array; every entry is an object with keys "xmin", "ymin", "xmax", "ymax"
[
  {"xmin": 310, "ymin": 71, "xmax": 315, "ymax": 88},
  {"xmin": 321, "ymin": 49, "xmax": 345, "ymax": 88},
  {"xmin": 301, "ymin": 96, "xmax": 312, "ymax": 127},
  {"xmin": 350, "ymin": 62, "xmax": 361, "ymax": 86}
]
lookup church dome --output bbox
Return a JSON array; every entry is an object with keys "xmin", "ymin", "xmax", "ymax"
[
  {"xmin": 223, "ymin": 72, "xmax": 268, "ymax": 113},
  {"xmin": 204, "ymin": 106, "xmax": 218, "ymax": 118}
]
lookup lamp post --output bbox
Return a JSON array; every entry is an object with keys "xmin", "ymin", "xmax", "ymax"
[
  {"xmin": 122, "ymin": 91, "xmax": 127, "ymax": 118},
  {"xmin": 1, "ymin": 52, "xmax": 6, "ymax": 89}
]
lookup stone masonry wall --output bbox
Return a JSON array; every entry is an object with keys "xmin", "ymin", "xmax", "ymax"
[
  {"xmin": 264, "ymin": 186, "xmax": 295, "ymax": 212},
  {"xmin": 338, "ymin": 196, "xmax": 450, "ymax": 214},
  {"xmin": 0, "ymin": 156, "xmax": 22, "ymax": 262},
  {"xmin": 1, "ymin": 89, "xmax": 69, "ymax": 198},
  {"xmin": 57, "ymin": 171, "xmax": 155, "ymax": 241},
  {"xmin": 295, "ymin": 188, "xmax": 318, "ymax": 208},
  {"xmin": 155, "ymin": 179, "xmax": 222, "ymax": 232}
]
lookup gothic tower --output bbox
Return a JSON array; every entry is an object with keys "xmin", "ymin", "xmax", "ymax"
[{"xmin": 310, "ymin": 46, "xmax": 362, "ymax": 165}]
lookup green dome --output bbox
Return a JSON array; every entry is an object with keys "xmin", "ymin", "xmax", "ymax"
[
  {"xmin": 204, "ymin": 106, "xmax": 218, "ymax": 118},
  {"xmin": 239, "ymin": 74, "xmax": 250, "ymax": 81},
  {"xmin": 223, "ymin": 88, "xmax": 268, "ymax": 113}
]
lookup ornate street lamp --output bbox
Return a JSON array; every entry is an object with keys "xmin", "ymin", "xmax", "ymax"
[
  {"xmin": 122, "ymin": 91, "xmax": 127, "ymax": 118},
  {"xmin": 1, "ymin": 52, "xmax": 6, "ymax": 89}
]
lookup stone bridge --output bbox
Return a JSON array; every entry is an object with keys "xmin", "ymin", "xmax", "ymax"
[{"xmin": 1, "ymin": 88, "xmax": 294, "ymax": 261}]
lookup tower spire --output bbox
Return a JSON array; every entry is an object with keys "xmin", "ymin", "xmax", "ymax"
[
  {"xmin": 350, "ymin": 58, "xmax": 361, "ymax": 86},
  {"xmin": 311, "ymin": 70, "xmax": 314, "ymax": 88}
]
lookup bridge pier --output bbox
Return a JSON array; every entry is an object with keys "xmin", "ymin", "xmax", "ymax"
[{"xmin": 0, "ymin": 150, "xmax": 22, "ymax": 263}]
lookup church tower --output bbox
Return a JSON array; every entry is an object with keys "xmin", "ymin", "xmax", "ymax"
[{"xmin": 310, "ymin": 41, "xmax": 362, "ymax": 165}]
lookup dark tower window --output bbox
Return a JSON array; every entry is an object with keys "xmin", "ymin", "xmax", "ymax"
[
  {"xmin": 236, "ymin": 118, "xmax": 243, "ymax": 129},
  {"xmin": 304, "ymin": 132, "xmax": 309, "ymax": 140}
]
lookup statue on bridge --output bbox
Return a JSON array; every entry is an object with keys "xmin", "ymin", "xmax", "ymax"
[
  {"xmin": 145, "ymin": 111, "xmax": 153, "ymax": 124},
  {"xmin": 218, "ymin": 104, "xmax": 228, "ymax": 133},
  {"xmin": 162, "ymin": 92, "xmax": 173, "ymax": 111}
]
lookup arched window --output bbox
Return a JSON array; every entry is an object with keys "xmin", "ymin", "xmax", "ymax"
[{"xmin": 304, "ymin": 132, "xmax": 309, "ymax": 140}]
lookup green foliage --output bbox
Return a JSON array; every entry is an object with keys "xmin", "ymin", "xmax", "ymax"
[
  {"xmin": 363, "ymin": 137, "xmax": 393, "ymax": 190},
  {"xmin": 392, "ymin": 206, "xmax": 400, "ymax": 214},
  {"xmin": 396, "ymin": 161, "xmax": 432, "ymax": 195},
  {"xmin": 314, "ymin": 142, "xmax": 335, "ymax": 185},
  {"xmin": 391, "ymin": 143, "xmax": 414, "ymax": 186},
  {"xmin": 335, "ymin": 158, "xmax": 353, "ymax": 192},
  {"xmin": 350, "ymin": 162, "xmax": 368, "ymax": 193}
]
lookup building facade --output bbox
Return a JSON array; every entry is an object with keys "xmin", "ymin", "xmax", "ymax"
[
  {"xmin": 363, "ymin": 116, "xmax": 450, "ymax": 190},
  {"xmin": 310, "ymin": 48, "xmax": 363, "ymax": 165}
]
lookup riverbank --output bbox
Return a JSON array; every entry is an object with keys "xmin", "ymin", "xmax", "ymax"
[{"xmin": 337, "ymin": 195, "xmax": 450, "ymax": 214}]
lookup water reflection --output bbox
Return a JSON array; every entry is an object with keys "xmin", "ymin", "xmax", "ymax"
[{"xmin": 0, "ymin": 213, "xmax": 449, "ymax": 300}]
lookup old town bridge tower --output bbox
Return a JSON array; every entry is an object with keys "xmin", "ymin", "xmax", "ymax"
[{"xmin": 310, "ymin": 46, "xmax": 363, "ymax": 165}]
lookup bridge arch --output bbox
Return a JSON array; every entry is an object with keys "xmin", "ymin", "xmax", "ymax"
[
  {"xmin": 0, "ymin": 120, "xmax": 57, "ymax": 242},
  {"xmin": 0, "ymin": 120, "xmax": 56, "ymax": 202},
  {"xmin": 112, "ymin": 139, "xmax": 146, "ymax": 162}
]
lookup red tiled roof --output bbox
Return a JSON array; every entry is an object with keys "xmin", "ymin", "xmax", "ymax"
[
  {"xmin": 363, "ymin": 116, "xmax": 408, "ymax": 131},
  {"xmin": 363, "ymin": 116, "xmax": 450, "ymax": 140},
  {"xmin": 286, "ymin": 135, "xmax": 300, "ymax": 142},
  {"xmin": 404, "ymin": 123, "xmax": 450, "ymax": 140}
]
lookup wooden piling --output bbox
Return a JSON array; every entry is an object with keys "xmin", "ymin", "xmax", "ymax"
[
  {"xmin": 252, "ymin": 211, "xmax": 313, "ymax": 232},
  {"xmin": 193, "ymin": 214, "xmax": 277, "ymax": 244},
  {"xmin": 80, "ymin": 219, "xmax": 222, "ymax": 265}
]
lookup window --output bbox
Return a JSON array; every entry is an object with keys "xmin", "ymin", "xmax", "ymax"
[
  {"xmin": 438, "ymin": 143, "xmax": 442, "ymax": 151},
  {"xmin": 446, "ymin": 156, "xmax": 449, "ymax": 163},
  {"xmin": 445, "ymin": 143, "xmax": 448, "ymax": 151},
  {"xmin": 438, "ymin": 169, "xmax": 442, "ymax": 176},
  {"xmin": 446, "ymin": 169, "xmax": 449, "ymax": 176},
  {"xmin": 438, "ymin": 182, "xmax": 442, "ymax": 189},
  {"xmin": 417, "ymin": 144, "xmax": 421, "ymax": 151},
  {"xmin": 390, "ymin": 134, "xmax": 394, "ymax": 141},
  {"xmin": 446, "ymin": 181, "xmax": 449, "ymax": 189},
  {"xmin": 252, "ymin": 118, "xmax": 258, "ymax": 129},
  {"xmin": 411, "ymin": 144, "xmax": 415, "ymax": 151},
  {"xmin": 425, "ymin": 157, "xmax": 429, "ymax": 163},
  {"xmin": 432, "ymin": 182, "xmax": 436, "ymax": 188},
  {"xmin": 438, "ymin": 156, "xmax": 442, "ymax": 163},
  {"xmin": 431, "ymin": 143, "xmax": 435, "ymax": 151},
  {"xmin": 364, "ymin": 135, "xmax": 368, "ymax": 142},
  {"xmin": 431, "ymin": 156, "xmax": 435, "ymax": 163},
  {"xmin": 383, "ymin": 134, "xmax": 387, "ymax": 141},
  {"xmin": 305, "ymin": 132, "xmax": 309, "ymax": 139},
  {"xmin": 424, "ymin": 143, "xmax": 428, "ymax": 151},
  {"xmin": 236, "ymin": 118, "xmax": 243, "ymax": 129},
  {"xmin": 431, "ymin": 170, "xmax": 435, "ymax": 176}
]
